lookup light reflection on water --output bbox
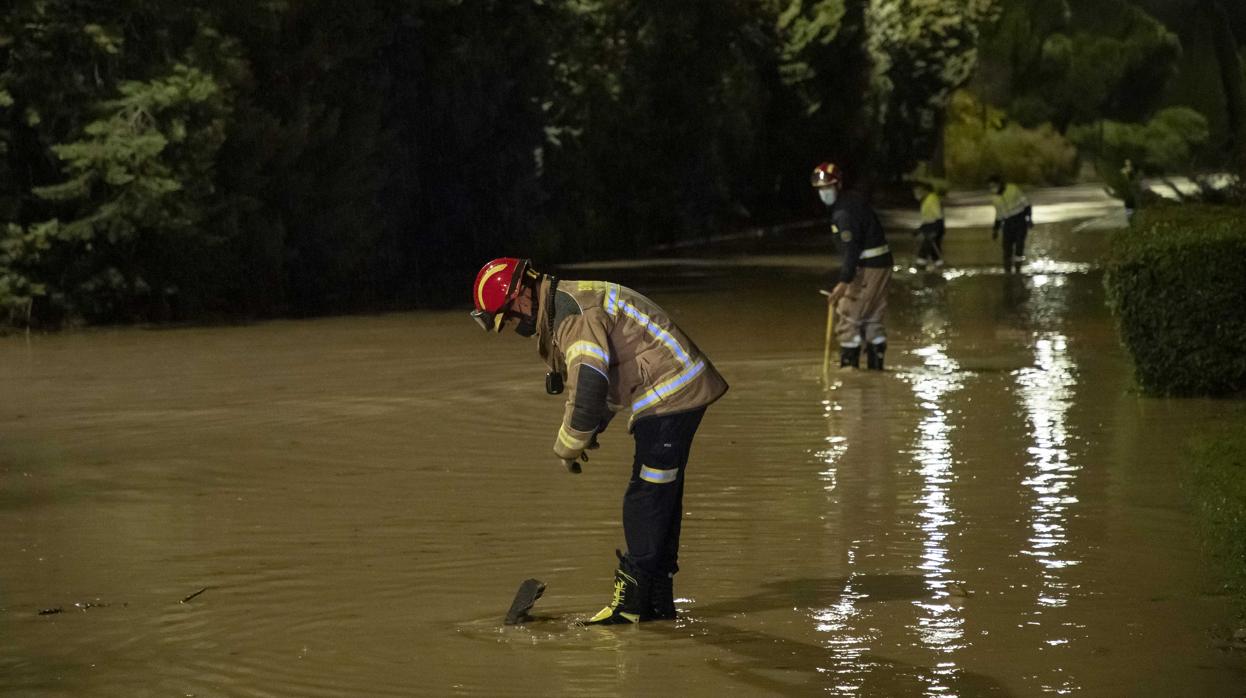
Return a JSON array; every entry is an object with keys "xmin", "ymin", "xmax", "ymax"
[
  {"xmin": 814, "ymin": 388, "xmax": 870, "ymax": 696},
  {"xmin": 1017, "ymin": 335, "xmax": 1079, "ymax": 588},
  {"xmin": 904, "ymin": 293, "xmax": 968, "ymax": 696},
  {"xmin": 1015, "ymin": 270, "xmax": 1083, "ymax": 694},
  {"xmin": 910, "ymin": 260, "xmax": 1094, "ymax": 282},
  {"xmin": 908, "ymin": 342, "xmax": 966, "ymax": 695}
]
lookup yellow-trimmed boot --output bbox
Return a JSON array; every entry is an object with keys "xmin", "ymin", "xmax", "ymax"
[{"xmin": 587, "ymin": 555, "xmax": 650, "ymax": 625}]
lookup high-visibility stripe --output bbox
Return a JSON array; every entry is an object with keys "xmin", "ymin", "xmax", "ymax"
[
  {"xmin": 860, "ymin": 245, "xmax": 890, "ymax": 260},
  {"xmin": 603, "ymin": 284, "xmax": 619, "ymax": 317},
  {"xmin": 476, "ymin": 263, "xmax": 508, "ymax": 310},
  {"xmin": 639, "ymin": 465, "xmax": 678, "ymax": 484},
  {"xmin": 558, "ymin": 425, "xmax": 590, "ymax": 452},
  {"xmin": 565, "ymin": 341, "xmax": 609, "ymax": 366},
  {"xmin": 632, "ymin": 359, "xmax": 706, "ymax": 413},
  {"xmin": 619, "ymin": 302, "xmax": 692, "ymax": 366}
]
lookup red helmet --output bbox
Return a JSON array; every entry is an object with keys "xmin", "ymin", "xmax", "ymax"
[
  {"xmin": 811, "ymin": 162, "xmax": 843, "ymax": 189},
  {"xmin": 471, "ymin": 257, "xmax": 533, "ymax": 332}
]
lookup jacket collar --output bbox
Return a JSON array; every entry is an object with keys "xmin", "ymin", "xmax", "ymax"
[{"xmin": 535, "ymin": 275, "xmax": 557, "ymax": 369}]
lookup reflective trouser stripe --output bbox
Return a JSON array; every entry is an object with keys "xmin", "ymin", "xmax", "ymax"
[
  {"xmin": 860, "ymin": 245, "xmax": 890, "ymax": 260},
  {"xmin": 639, "ymin": 465, "xmax": 678, "ymax": 484}
]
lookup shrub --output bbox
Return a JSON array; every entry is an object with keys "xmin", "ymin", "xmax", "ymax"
[
  {"xmin": 1068, "ymin": 107, "xmax": 1211, "ymax": 176},
  {"xmin": 1104, "ymin": 205, "xmax": 1246, "ymax": 396},
  {"xmin": 944, "ymin": 91, "xmax": 1079, "ymax": 186}
]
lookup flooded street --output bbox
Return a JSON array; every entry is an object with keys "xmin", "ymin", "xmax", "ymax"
[{"xmin": 2, "ymin": 222, "xmax": 1244, "ymax": 696}]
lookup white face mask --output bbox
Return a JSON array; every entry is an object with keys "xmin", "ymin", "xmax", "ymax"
[{"xmin": 818, "ymin": 188, "xmax": 838, "ymax": 206}]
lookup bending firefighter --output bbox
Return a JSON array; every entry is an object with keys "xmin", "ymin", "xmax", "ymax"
[
  {"xmin": 912, "ymin": 180, "xmax": 945, "ymax": 269},
  {"xmin": 470, "ymin": 258, "xmax": 728, "ymax": 624},
  {"xmin": 988, "ymin": 175, "xmax": 1033, "ymax": 273},
  {"xmin": 812, "ymin": 162, "xmax": 893, "ymax": 370}
]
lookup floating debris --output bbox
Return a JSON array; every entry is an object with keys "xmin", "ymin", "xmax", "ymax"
[
  {"xmin": 180, "ymin": 587, "xmax": 210, "ymax": 604},
  {"xmin": 38, "ymin": 600, "xmax": 110, "ymax": 616},
  {"xmin": 504, "ymin": 578, "xmax": 546, "ymax": 625}
]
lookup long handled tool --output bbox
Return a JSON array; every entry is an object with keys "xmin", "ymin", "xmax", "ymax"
[{"xmin": 820, "ymin": 290, "xmax": 835, "ymax": 382}]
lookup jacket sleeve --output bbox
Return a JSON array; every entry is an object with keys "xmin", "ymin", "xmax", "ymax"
[
  {"xmin": 833, "ymin": 208, "xmax": 862, "ymax": 283},
  {"xmin": 551, "ymin": 310, "xmax": 612, "ymax": 460}
]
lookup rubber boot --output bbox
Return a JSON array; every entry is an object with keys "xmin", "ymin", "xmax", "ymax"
[
  {"xmin": 839, "ymin": 346, "xmax": 861, "ymax": 369},
  {"xmin": 866, "ymin": 342, "xmax": 887, "ymax": 371},
  {"xmin": 587, "ymin": 551, "xmax": 650, "ymax": 625},
  {"xmin": 650, "ymin": 572, "xmax": 676, "ymax": 620}
]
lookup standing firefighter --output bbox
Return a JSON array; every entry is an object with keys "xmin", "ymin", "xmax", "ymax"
[
  {"xmin": 987, "ymin": 175, "xmax": 1033, "ymax": 273},
  {"xmin": 470, "ymin": 258, "xmax": 728, "ymax": 624},
  {"xmin": 912, "ymin": 180, "xmax": 945, "ymax": 268},
  {"xmin": 812, "ymin": 162, "xmax": 893, "ymax": 370}
]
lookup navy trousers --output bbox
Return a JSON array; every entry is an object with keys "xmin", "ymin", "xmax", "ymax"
[{"xmin": 622, "ymin": 407, "xmax": 706, "ymax": 577}]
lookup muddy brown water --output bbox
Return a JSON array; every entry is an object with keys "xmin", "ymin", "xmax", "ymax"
[{"xmin": 2, "ymin": 223, "xmax": 1244, "ymax": 697}]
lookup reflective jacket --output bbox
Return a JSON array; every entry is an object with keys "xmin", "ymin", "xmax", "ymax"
[
  {"xmin": 992, "ymin": 183, "xmax": 1032, "ymax": 235},
  {"xmin": 831, "ymin": 191, "xmax": 893, "ymax": 284},
  {"xmin": 534, "ymin": 277, "xmax": 728, "ymax": 460},
  {"xmin": 917, "ymin": 192, "xmax": 945, "ymax": 239}
]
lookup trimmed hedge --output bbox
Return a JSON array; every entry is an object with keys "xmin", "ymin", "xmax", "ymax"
[{"xmin": 1104, "ymin": 205, "xmax": 1246, "ymax": 396}]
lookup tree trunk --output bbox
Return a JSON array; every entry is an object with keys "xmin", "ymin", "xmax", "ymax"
[
  {"xmin": 1202, "ymin": 0, "xmax": 1246, "ymax": 170},
  {"xmin": 930, "ymin": 108, "xmax": 947, "ymax": 177}
]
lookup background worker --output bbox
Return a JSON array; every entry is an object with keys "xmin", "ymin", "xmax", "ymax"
[
  {"xmin": 912, "ymin": 180, "xmax": 945, "ymax": 268},
  {"xmin": 470, "ymin": 258, "xmax": 727, "ymax": 625},
  {"xmin": 811, "ymin": 162, "xmax": 893, "ymax": 370},
  {"xmin": 987, "ymin": 174, "xmax": 1033, "ymax": 273}
]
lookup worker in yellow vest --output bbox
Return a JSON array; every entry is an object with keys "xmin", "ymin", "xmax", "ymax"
[
  {"xmin": 912, "ymin": 180, "xmax": 945, "ymax": 269},
  {"xmin": 987, "ymin": 174, "xmax": 1033, "ymax": 274}
]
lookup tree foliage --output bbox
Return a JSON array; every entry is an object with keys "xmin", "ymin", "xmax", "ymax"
[
  {"xmin": 943, "ymin": 90, "xmax": 1078, "ymax": 185},
  {"xmin": 1068, "ymin": 106, "xmax": 1210, "ymax": 174},
  {"xmin": 977, "ymin": 0, "xmax": 1181, "ymax": 129},
  {"xmin": 864, "ymin": 0, "xmax": 1000, "ymax": 176},
  {"xmin": 0, "ymin": 0, "xmax": 1226, "ymax": 327}
]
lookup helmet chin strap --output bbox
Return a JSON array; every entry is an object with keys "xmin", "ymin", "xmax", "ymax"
[
  {"xmin": 514, "ymin": 314, "xmax": 537, "ymax": 337},
  {"xmin": 513, "ymin": 274, "xmax": 557, "ymax": 338},
  {"xmin": 541, "ymin": 276, "xmax": 564, "ymax": 394}
]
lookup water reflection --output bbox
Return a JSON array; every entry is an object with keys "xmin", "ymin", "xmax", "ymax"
[
  {"xmin": 905, "ymin": 294, "xmax": 968, "ymax": 695},
  {"xmin": 814, "ymin": 380, "xmax": 877, "ymax": 696},
  {"xmin": 1014, "ymin": 272, "xmax": 1082, "ymax": 694},
  {"xmin": 932, "ymin": 260, "xmax": 1093, "ymax": 282},
  {"xmin": 1016, "ymin": 333, "xmax": 1079, "ymax": 599}
]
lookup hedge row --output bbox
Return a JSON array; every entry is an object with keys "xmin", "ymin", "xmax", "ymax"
[{"xmin": 1104, "ymin": 205, "xmax": 1246, "ymax": 396}]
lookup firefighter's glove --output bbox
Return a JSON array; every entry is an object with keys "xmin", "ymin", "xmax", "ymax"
[
  {"xmin": 562, "ymin": 451, "xmax": 589, "ymax": 474},
  {"xmin": 826, "ymin": 282, "xmax": 848, "ymax": 304}
]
